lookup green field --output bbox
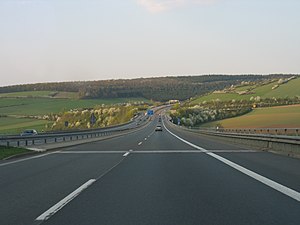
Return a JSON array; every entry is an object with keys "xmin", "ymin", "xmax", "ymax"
[
  {"xmin": 200, "ymin": 104, "xmax": 300, "ymax": 128},
  {"xmin": 0, "ymin": 91, "xmax": 149, "ymax": 134},
  {"xmin": 0, "ymin": 97, "xmax": 148, "ymax": 116},
  {"xmin": 0, "ymin": 91, "xmax": 79, "ymax": 99},
  {"xmin": 191, "ymin": 78, "xmax": 300, "ymax": 104},
  {"xmin": 0, "ymin": 117, "xmax": 50, "ymax": 135}
]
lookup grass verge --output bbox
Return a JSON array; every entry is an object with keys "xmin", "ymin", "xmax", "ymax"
[{"xmin": 0, "ymin": 146, "xmax": 31, "ymax": 160}]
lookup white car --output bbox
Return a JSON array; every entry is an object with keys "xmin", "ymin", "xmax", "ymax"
[
  {"xmin": 20, "ymin": 129, "xmax": 38, "ymax": 136},
  {"xmin": 155, "ymin": 125, "xmax": 163, "ymax": 131}
]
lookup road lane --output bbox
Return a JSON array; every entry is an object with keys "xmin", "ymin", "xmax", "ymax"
[
  {"xmin": 164, "ymin": 118, "xmax": 300, "ymax": 193},
  {"xmin": 0, "ymin": 120, "xmax": 157, "ymax": 225},
  {"xmin": 42, "ymin": 153, "xmax": 300, "ymax": 225},
  {"xmin": 0, "ymin": 153, "xmax": 125, "ymax": 225},
  {"xmin": 0, "ymin": 116, "xmax": 300, "ymax": 225}
]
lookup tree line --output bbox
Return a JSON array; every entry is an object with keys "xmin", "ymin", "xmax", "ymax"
[{"xmin": 0, "ymin": 74, "xmax": 298, "ymax": 101}]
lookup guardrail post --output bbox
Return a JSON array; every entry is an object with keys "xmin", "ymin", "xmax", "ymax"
[
  {"xmin": 55, "ymin": 138, "xmax": 57, "ymax": 142},
  {"xmin": 44, "ymin": 139, "xmax": 47, "ymax": 144},
  {"xmin": 25, "ymin": 140, "xmax": 28, "ymax": 146},
  {"xmin": 63, "ymin": 137, "xmax": 65, "ymax": 141},
  {"xmin": 17, "ymin": 141, "xmax": 20, "ymax": 147},
  {"xmin": 70, "ymin": 136, "xmax": 73, "ymax": 141},
  {"xmin": 76, "ymin": 136, "xmax": 78, "ymax": 140},
  {"xmin": 296, "ymin": 129, "xmax": 299, "ymax": 136},
  {"xmin": 7, "ymin": 141, "xmax": 9, "ymax": 147},
  {"xmin": 32, "ymin": 140, "xmax": 35, "ymax": 145}
]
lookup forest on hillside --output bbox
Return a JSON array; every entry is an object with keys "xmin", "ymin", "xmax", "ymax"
[{"xmin": 0, "ymin": 74, "xmax": 298, "ymax": 101}]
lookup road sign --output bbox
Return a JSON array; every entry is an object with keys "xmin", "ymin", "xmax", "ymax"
[
  {"xmin": 147, "ymin": 109, "xmax": 154, "ymax": 116},
  {"xmin": 90, "ymin": 113, "xmax": 96, "ymax": 125}
]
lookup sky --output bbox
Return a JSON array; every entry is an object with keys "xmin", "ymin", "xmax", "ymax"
[{"xmin": 0, "ymin": 0, "xmax": 299, "ymax": 86}]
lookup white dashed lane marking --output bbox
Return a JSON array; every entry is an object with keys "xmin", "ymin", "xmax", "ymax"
[
  {"xmin": 36, "ymin": 179, "xmax": 96, "ymax": 221},
  {"xmin": 123, "ymin": 152, "xmax": 130, "ymax": 157}
]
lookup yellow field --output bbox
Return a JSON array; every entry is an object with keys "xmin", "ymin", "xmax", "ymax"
[{"xmin": 201, "ymin": 104, "xmax": 300, "ymax": 128}]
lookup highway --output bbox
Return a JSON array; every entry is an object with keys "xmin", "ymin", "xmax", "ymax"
[{"xmin": 0, "ymin": 114, "xmax": 300, "ymax": 225}]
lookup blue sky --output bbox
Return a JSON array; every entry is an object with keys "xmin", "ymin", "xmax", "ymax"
[{"xmin": 0, "ymin": 0, "xmax": 299, "ymax": 86}]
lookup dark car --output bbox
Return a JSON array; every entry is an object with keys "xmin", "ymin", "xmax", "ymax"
[
  {"xmin": 155, "ymin": 125, "xmax": 163, "ymax": 131},
  {"xmin": 20, "ymin": 129, "xmax": 38, "ymax": 136}
]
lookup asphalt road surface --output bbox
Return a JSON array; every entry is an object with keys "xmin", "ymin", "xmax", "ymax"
[{"xmin": 0, "ymin": 114, "xmax": 300, "ymax": 225}]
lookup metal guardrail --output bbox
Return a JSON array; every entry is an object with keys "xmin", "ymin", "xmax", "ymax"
[
  {"xmin": 179, "ymin": 126, "xmax": 300, "ymax": 142},
  {"xmin": 166, "ymin": 121, "xmax": 300, "ymax": 148},
  {"xmin": 1, "ymin": 130, "xmax": 117, "ymax": 148},
  {"xmin": 197, "ymin": 127, "xmax": 300, "ymax": 136},
  {"xmin": 191, "ymin": 129, "xmax": 300, "ymax": 144},
  {"xmin": 0, "ymin": 115, "xmax": 151, "ymax": 148}
]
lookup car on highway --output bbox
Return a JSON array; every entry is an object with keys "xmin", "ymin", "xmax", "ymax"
[
  {"xmin": 20, "ymin": 129, "xmax": 38, "ymax": 136},
  {"xmin": 155, "ymin": 125, "xmax": 163, "ymax": 131}
]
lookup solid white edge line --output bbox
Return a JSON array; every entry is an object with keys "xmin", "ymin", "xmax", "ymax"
[
  {"xmin": 0, "ymin": 151, "xmax": 61, "ymax": 167},
  {"xmin": 162, "ymin": 120, "xmax": 300, "ymax": 202},
  {"xmin": 59, "ymin": 151, "xmax": 127, "ymax": 154},
  {"xmin": 138, "ymin": 142, "xmax": 142, "ymax": 145},
  {"xmin": 36, "ymin": 179, "xmax": 96, "ymax": 221}
]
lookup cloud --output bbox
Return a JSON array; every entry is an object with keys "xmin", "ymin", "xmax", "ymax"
[{"xmin": 137, "ymin": 0, "xmax": 216, "ymax": 13}]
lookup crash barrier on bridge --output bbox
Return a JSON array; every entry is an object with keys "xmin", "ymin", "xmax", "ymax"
[
  {"xmin": 0, "ymin": 116, "xmax": 151, "ymax": 148},
  {"xmin": 168, "ymin": 122, "xmax": 300, "ymax": 156}
]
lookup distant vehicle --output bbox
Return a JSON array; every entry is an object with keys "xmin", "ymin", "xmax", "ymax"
[
  {"xmin": 20, "ymin": 129, "xmax": 38, "ymax": 136},
  {"xmin": 155, "ymin": 125, "xmax": 163, "ymax": 131}
]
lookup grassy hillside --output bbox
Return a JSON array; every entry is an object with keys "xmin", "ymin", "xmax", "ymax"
[
  {"xmin": 191, "ymin": 77, "xmax": 300, "ymax": 104},
  {"xmin": 200, "ymin": 104, "xmax": 300, "ymax": 128},
  {"xmin": 0, "ymin": 94, "xmax": 149, "ymax": 134},
  {"xmin": 0, "ymin": 97, "xmax": 148, "ymax": 116},
  {"xmin": 263, "ymin": 78, "xmax": 300, "ymax": 98}
]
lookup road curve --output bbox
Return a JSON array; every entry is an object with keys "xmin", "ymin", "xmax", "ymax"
[{"xmin": 0, "ymin": 113, "xmax": 299, "ymax": 225}]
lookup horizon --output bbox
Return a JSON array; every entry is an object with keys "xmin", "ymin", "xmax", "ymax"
[{"xmin": 1, "ymin": 0, "xmax": 299, "ymax": 86}]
